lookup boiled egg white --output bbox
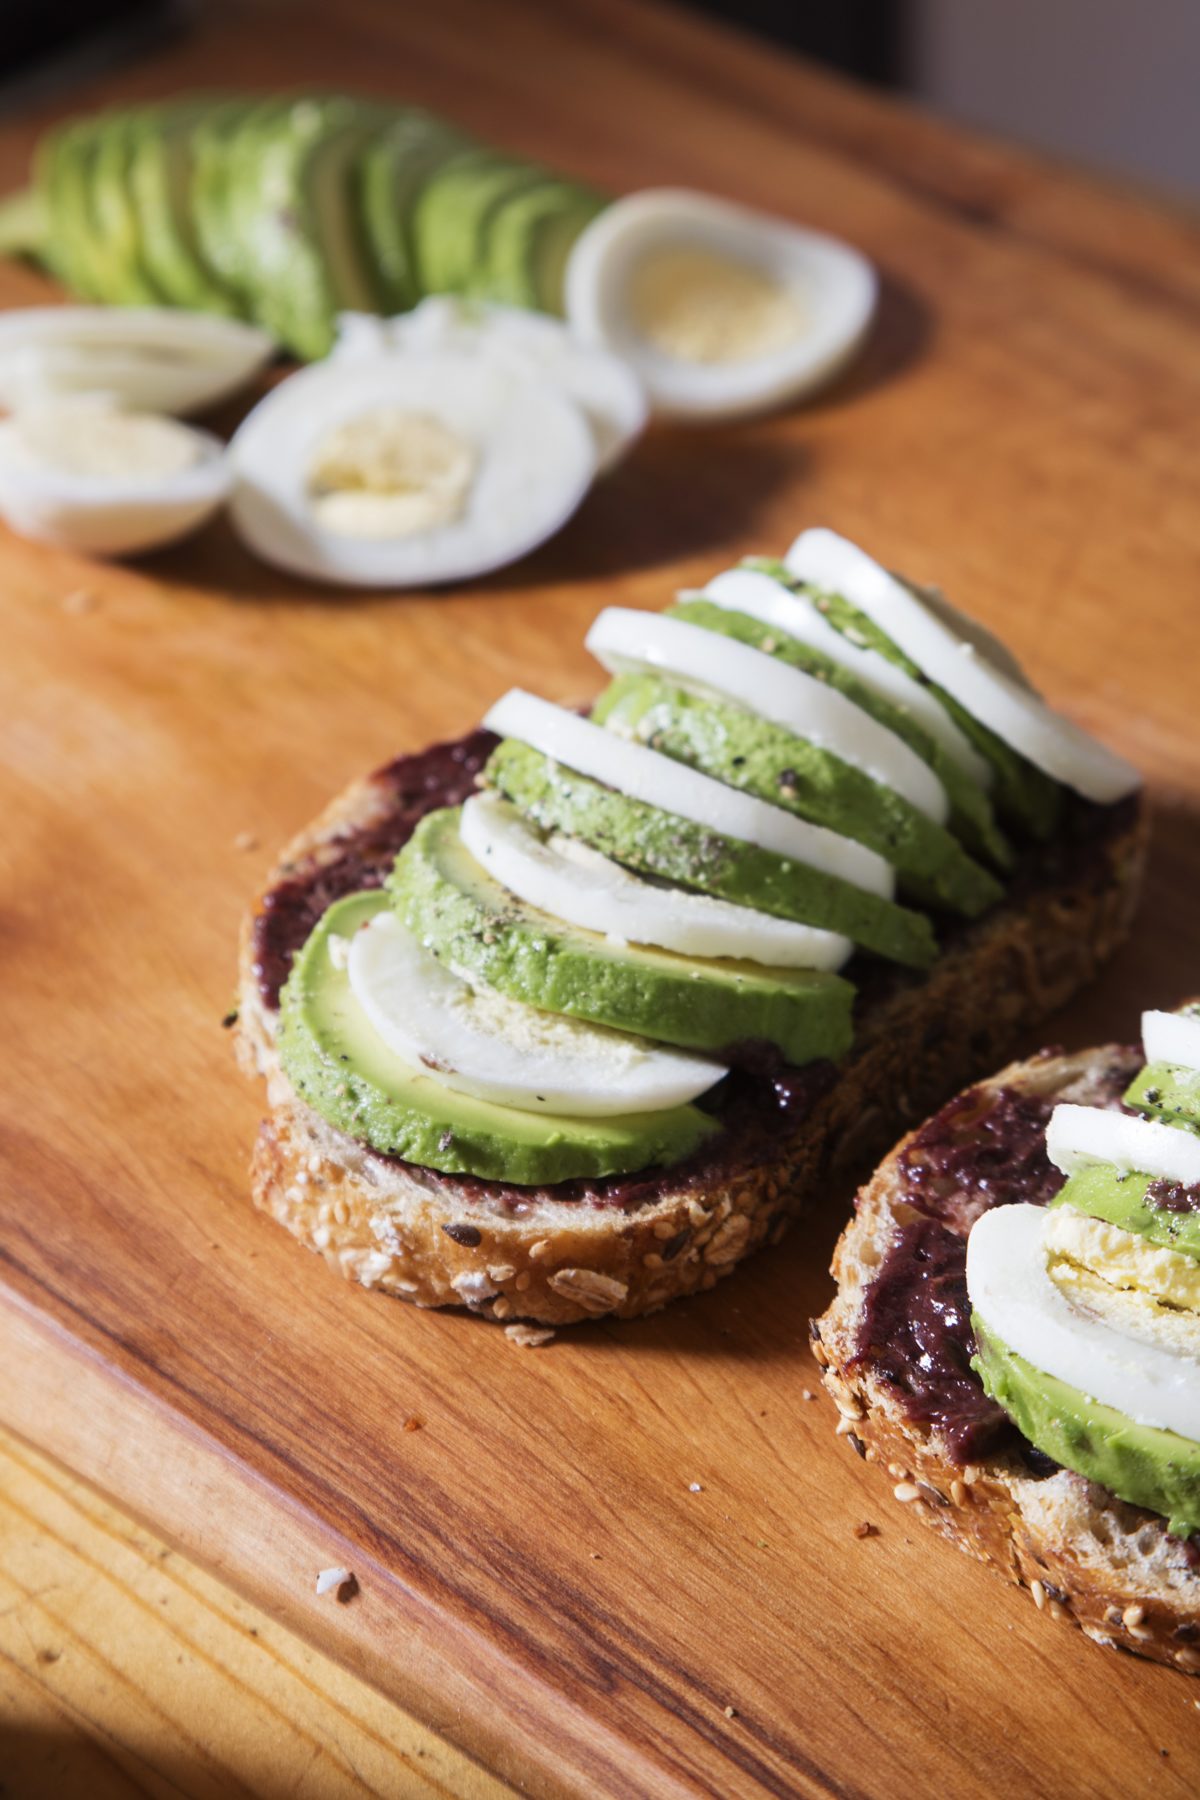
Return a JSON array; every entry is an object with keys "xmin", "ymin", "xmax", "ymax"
[
  {"xmin": 0, "ymin": 393, "xmax": 229, "ymax": 556},
  {"xmin": 227, "ymin": 350, "xmax": 597, "ymax": 587},
  {"xmin": 564, "ymin": 188, "xmax": 877, "ymax": 421}
]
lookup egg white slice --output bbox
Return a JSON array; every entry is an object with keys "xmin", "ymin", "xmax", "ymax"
[
  {"xmin": 564, "ymin": 188, "xmax": 877, "ymax": 421},
  {"xmin": 346, "ymin": 908, "xmax": 725, "ymax": 1115},
  {"xmin": 967, "ymin": 1203, "xmax": 1200, "ymax": 1442},
  {"xmin": 227, "ymin": 350, "xmax": 596, "ymax": 587},
  {"xmin": 460, "ymin": 790, "xmax": 852, "ymax": 970},
  {"xmin": 1143, "ymin": 1008, "xmax": 1200, "ymax": 1077},
  {"xmin": 784, "ymin": 529, "xmax": 1141, "ymax": 804},
  {"xmin": 586, "ymin": 605, "xmax": 949, "ymax": 823},
  {"xmin": 701, "ymin": 567, "xmax": 992, "ymax": 787},
  {"xmin": 1046, "ymin": 1103, "xmax": 1200, "ymax": 1187},
  {"xmin": 483, "ymin": 689, "xmax": 893, "ymax": 897}
]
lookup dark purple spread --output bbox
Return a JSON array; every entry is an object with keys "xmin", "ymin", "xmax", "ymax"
[
  {"xmin": 853, "ymin": 1055, "xmax": 1141, "ymax": 1464},
  {"xmin": 1147, "ymin": 1179, "xmax": 1200, "ymax": 1213}
]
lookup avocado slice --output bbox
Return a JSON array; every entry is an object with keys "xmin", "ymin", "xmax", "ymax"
[
  {"xmin": 128, "ymin": 98, "xmax": 249, "ymax": 314},
  {"xmin": 413, "ymin": 149, "xmax": 548, "ymax": 297},
  {"xmin": 89, "ymin": 109, "xmax": 171, "ymax": 306},
  {"xmin": 1125, "ymin": 1062, "xmax": 1200, "ymax": 1136},
  {"xmin": 1051, "ymin": 1163, "xmax": 1200, "ymax": 1262},
  {"xmin": 972, "ymin": 1316, "xmax": 1200, "ymax": 1539},
  {"xmin": 485, "ymin": 739, "xmax": 936, "ymax": 969},
  {"xmin": 192, "ymin": 97, "xmax": 286, "ymax": 307},
  {"xmin": 668, "ymin": 597, "xmax": 1011, "ymax": 871},
  {"xmin": 747, "ymin": 559, "xmax": 1063, "ymax": 841},
  {"xmin": 279, "ymin": 890, "xmax": 717, "ymax": 1185},
  {"xmin": 592, "ymin": 673, "xmax": 1003, "ymax": 919},
  {"xmin": 389, "ymin": 806, "xmax": 854, "ymax": 1065},
  {"xmin": 38, "ymin": 117, "xmax": 112, "ymax": 300},
  {"xmin": 358, "ymin": 111, "xmax": 471, "ymax": 313},
  {"xmin": 475, "ymin": 178, "xmax": 604, "ymax": 310}
]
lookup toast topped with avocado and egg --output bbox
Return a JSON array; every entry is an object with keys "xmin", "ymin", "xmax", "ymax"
[
  {"xmin": 813, "ymin": 1004, "xmax": 1200, "ymax": 1671},
  {"xmin": 236, "ymin": 528, "xmax": 1146, "ymax": 1328}
]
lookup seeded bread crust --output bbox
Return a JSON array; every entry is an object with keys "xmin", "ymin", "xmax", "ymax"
[
  {"xmin": 813, "ymin": 1046, "xmax": 1200, "ymax": 1673},
  {"xmin": 236, "ymin": 762, "xmax": 1147, "ymax": 1328}
]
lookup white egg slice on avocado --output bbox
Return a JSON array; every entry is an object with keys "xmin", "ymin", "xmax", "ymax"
[
  {"xmin": 1045, "ymin": 1103, "xmax": 1200, "ymax": 1187},
  {"xmin": 346, "ymin": 907, "xmax": 725, "ymax": 1115},
  {"xmin": 585, "ymin": 605, "xmax": 949, "ymax": 823},
  {"xmin": 966, "ymin": 1203, "xmax": 1200, "ymax": 1442},
  {"xmin": 459, "ymin": 790, "xmax": 853, "ymax": 971},
  {"xmin": 483, "ymin": 688, "xmax": 893, "ymax": 897},
  {"xmin": 0, "ymin": 306, "xmax": 273, "ymax": 416},
  {"xmin": 564, "ymin": 188, "xmax": 877, "ymax": 421},
  {"xmin": 335, "ymin": 298, "xmax": 647, "ymax": 473},
  {"xmin": 1143, "ymin": 1008, "xmax": 1200, "ymax": 1076},
  {"xmin": 227, "ymin": 351, "xmax": 597, "ymax": 587},
  {"xmin": 0, "ymin": 394, "xmax": 229, "ymax": 556},
  {"xmin": 784, "ymin": 528, "xmax": 1142, "ymax": 804},
  {"xmin": 699, "ymin": 568, "xmax": 992, "ymax": 787}
]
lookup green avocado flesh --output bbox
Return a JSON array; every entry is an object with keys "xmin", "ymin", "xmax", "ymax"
[
  {"xmin": 1051, "ymin": 1164, "xmax": 1200, "ymax": 1262},
  {"xmin": 128, "ymin": 100, "xmax": 244, "ymax": 313},
  {"xmin": 476, "ymin": 179, "xmax": 604, "ymax": 311},
  {"xmin": 668, "ymin": 598, "xmax": 1011, "ymax": 871},
  {"xmin": 388, "ymin": 806, "xmax": 855, "ymax": 1064},
  {"xmin": 485, "ymin": 739, "xmax": 936, "ymax": 969},
  {"xmin": 414, "ymin": 151, "xmax": 549, "ymax": 298},
  {"xmin": 972, "ymin": 1317, "xmax": 1200, "ymax": 1540},
  {"xmin": 358, "ymin": 114, "xmax": 470, "ymax": 313},
  {"xmin": 592, "ymin": 673, "xmax": 1002, "ymax": 919},
  {"xmin": 90, "ymin": 111, "xmax": 165, "ymax": 305},
  {"xmin": 279, "ymin": 890, "xmax": 717, "ymax": 1186},
  {"xmin": 771, "ymin": 568, "xmax": 1063, "ymax": 842},
  {"xmin": 1125, "ymin": 1062, "xmax": 1200, "ymax": 1135}
]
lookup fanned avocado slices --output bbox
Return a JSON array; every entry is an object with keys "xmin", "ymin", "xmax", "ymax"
[
  {"xmin": 413, "ymin": 149, "xmax": 550, "ymax": 298},
  {"xmin": 592, "ymin": 672, "xmax": 1003, "ymax": 918},
  {"xmin": 486, "ymin": 738, "xmax": 937, "ymax": 969},
  {"xmin": 89, "ymin": 110, "xmax": 169, "ymax": 306},
  {"xmin": 279, "ymin": 889, "xmax": 717, "ymax": 1186},
  {"xmin": 128, "ymin": 98, "xmax": 248, "ymax": 314},
  {"xmin": 668, "ymin": 595, "xmax": 1012, "ymax": 871},
  {"xmin": 192, "ymin": 97, "xmax": 291, "ymax": 308},
  {"xmin": 475, "ymin": 178, "xmax": 605, "ymax": 311},
  {"xmin": 358, "ymin": 111, "xmax": 472, "ymax": 313},
  {"xmin": 37, "ymin": 117, "xmax": 111, "ymax": 300},
  {"xmin": 388, "ymin": 806, "xmax": 855, "ymax": 1065}
]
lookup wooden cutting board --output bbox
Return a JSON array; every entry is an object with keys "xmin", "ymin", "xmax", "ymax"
[{"xmin": 3, "ymin": 2, "xmax": 1200, "ymax": 1794}]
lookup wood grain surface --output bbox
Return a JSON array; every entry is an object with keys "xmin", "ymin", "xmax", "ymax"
[{"xmin": 3, "ymin": 1, "xmax": 1200, "ymax": 1795}]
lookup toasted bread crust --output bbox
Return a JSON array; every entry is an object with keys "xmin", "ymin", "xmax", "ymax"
[
  {"xmin": 814, "ymin": 1047, "xmax": 1200, "ymax": 1672},
  {"xmin": 237, "ymin": 758, "xmax": 1147, "ymax": 1327}
]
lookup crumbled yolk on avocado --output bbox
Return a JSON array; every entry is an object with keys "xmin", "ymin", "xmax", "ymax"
[
  {"xmin": 308, "ymin": 407, "xmax": 476, "ymax": 540},
  {"xmin": 630, "ymin": 247, "xmax": 804, "ymax": 365},
  {"xmin": 1044, "ymin": 1208, "xmax": 1200, "ymax": 1358}
]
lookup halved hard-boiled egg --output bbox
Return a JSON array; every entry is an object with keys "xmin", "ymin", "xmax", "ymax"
[
  {"xmin": 0, "ymin": 306, "xmax": 274, "ymax": 416},
  {"xmin": 564, "ymin": 189, "xmax": 877, "ymax": 421},
  {"xmin": 227, "ymin": 349, "xmax": 597, "ymax": 587},
  {"xmin": 0, "ymin": 393, "xmax": 229, "ymax": 555}
]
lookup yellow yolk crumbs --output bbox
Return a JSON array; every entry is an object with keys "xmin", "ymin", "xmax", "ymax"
[
  {"xmin": 630, "ymin": 246, "xmax": 805, "ymax": 365},
  {"xmin": 0, "ymin": 399, "xmax": 202, "ymax": 481},
  {"xmin": 308, "ymin": 408, "xmax": 476, "ymax": 540},
  {"xmin": 1044, "ymin": 1208, "xmax": 1200, "ymax": 1354}
]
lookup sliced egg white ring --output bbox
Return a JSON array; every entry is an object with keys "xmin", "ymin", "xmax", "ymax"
[
  {"xmin": 0, "ymin": 306, "xmax": 274, "ymax": 416},
  {"xmin": 1046, "ymin": 1103, "xmax": 1200, "ymax": 1188},
  {"xmin": 700, "ymin": 567, "xmax": 992, "ymax": 788},
  {"xmin": 0, "ymin": 410, "xmax": 229, "ymax": 556},
  {"xmin": 1143, "ymin": 1008, "xmax": 1200, "ymax": 1077},
  {"xmin": 586, "ymin": 605, "xmax": 949, "ymax": 824},
  {"xmin": 967, "ymin": 1203, "xmax": 1200, "ymax": 1442},
  {"xmin": 460, "ymin": 790, "xmax": 852, "ymax": 971},
  {"xmin": 784, "ymin": 529, "xmax": 1141, "ymax": 804},
  {"xmin": 346, "ymin": 908, "xmax": 725, "ymax": 1115},
  {"xmin": 483, "ymin": 689, "xmax": 893, "ymax": 897},
  {"xmin": 564, "ymin": 188, "xmax": 877, "ymax": 422},
  {"xmin": 338, "ymin": 299, "xmax": 648, "ymax": 474},
  {"xmin": 227, "ymin": 351, "xmax": 596, "ymax": 587}
]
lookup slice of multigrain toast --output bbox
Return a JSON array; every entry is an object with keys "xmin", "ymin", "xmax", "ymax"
[
  {"xmin": 234, "ymin": 733, "xmax": 1147, "ymax": 1329},
  {"xmin": 813, "ymin": 1045, "xmax": 1200, "ymax": 1673}
]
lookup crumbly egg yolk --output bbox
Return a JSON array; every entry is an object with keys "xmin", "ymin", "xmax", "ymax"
[
  {"xmin": 0, "ymin": 399, "xmax": 202, "ymax": 481},
  {"xmin": 1044, "ymin": 1208, "xmax": 1200, "ymax": 1355},
  {"xmin": 630, "ymin": 246, "xmax": 805, "ymax": 365},
  {"xmin": 307, "ymin": 407, "xmax": 476, "ymax": 540}
]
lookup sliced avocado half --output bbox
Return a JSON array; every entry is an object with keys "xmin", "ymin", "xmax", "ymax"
[
  {"xmin": 413, "ymin": 149, "xmax": 548, "ymax": 297},
  {"xmin": 475, "ymin": 178, "xmax": 604, "ymax": 310},
  {"xmin": 485, "ymin": 739, "xmax": 936, "ymax": 969},
  {"xmin": 972, "ymin": 1316, "xmax": 1200, "ymax": 1539},
  {"xmin": 389, "ymin": 805, "xmax": 854, "ymax": 1065},
  {"xmin": 89, "ymin": 109, "xmax": 169, "ymax": 306},
  {"xmin": 128, "ymin": 97, "xmax": 249, "ymax": 314},
  {"xmin": 279, "ymin": 889, "xmax": 718, "ymax": 1186},
  {"xmin": 669, "ymin": 596, "xmax": 1011, "ymax": 871},
  {"xmin": 592, "ymin": 672, "xmax": 1003, "ymax": 919},
  {"xmin": 38, "ymin": 117, "xmax": 111, "ymax": 300},
  {"xmin": 1052, "ymin": 1163, "xmax": 1200, "ymax": 1261},
  {"xmin": 358, "ymin": 111, "xmax": 471, "ymax": 313},
  {"xmin": 1125, "ymin": 1062, "xmax": 1200, "ymax": 1136}
]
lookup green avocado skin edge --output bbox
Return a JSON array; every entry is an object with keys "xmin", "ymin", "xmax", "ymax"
[{"xmin": 971, "ymin": 1316, "xmax": 1200, "ymax": 1541}]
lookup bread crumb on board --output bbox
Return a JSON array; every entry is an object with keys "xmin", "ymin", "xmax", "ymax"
[
  {"xmin": 505, "ymin": 1323, "xmax": 555, "ymax": 1348},
  {"xmin": 315, "ymin": 1567, "xmax": 359, "ymax": 1602}
]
